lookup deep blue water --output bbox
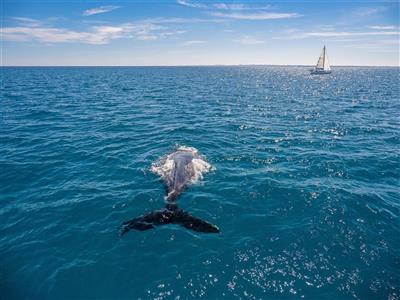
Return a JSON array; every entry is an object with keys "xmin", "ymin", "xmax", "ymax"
[{"xmin": 1, "ymin": 66, "xmax": 399, "ymax": 300}]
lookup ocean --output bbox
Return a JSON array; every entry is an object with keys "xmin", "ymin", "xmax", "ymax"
[{"xmin": 1, "ymin": 66, "xmax": 399, "ymax": 299}]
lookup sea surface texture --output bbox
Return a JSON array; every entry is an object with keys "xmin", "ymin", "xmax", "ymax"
[{"xmin": 1, "ymin": 66, "xmax": 399, "ymax": 300}]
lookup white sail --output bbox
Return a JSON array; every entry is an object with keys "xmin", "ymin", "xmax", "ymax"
[
  {"xmin": 316, "ymin": 47, "xmax": 325, "ymax": 69},
  {"xmin": 312, "ymin": 46, "xmax": 331, "ymax": 73},
  {"xmin": 323, "ymin": 47, "xmax": 331, "ymax": 71}
]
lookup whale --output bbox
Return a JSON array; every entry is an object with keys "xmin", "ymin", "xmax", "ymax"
[{"xmin": 120, "ymin": 147, "xmax": 219, "ymax": 235}]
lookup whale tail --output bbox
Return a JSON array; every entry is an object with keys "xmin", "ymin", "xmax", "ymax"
[{"xmin": 120, "ymin": 204, "xmax": 219, "ymax": 236}]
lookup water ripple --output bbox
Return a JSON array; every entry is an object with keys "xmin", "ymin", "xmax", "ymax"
[{"xmin": 1, "ymin": 66, "xmax": 399, "ymax": 299}]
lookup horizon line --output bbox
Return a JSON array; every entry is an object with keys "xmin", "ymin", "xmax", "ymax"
[{"xmin": 1, "ymin": 64, "xmax": 399, "ymax": 67}]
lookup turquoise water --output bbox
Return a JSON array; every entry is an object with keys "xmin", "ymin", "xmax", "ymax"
[{"xmin": 1, "ymin": 66, "xmax": 399, "ymax": 299}]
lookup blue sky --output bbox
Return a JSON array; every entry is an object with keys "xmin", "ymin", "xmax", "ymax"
[{"xmin": 1, "ymin": 0, "xmax": 399, "ymax": 66}]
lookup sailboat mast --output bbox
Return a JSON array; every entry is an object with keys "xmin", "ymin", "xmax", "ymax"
[{"xmin": 311, "ymin": 45, "xmax": 331, "ymax": 74}]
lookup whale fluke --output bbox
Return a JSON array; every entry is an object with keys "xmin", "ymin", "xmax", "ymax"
[
  {"xmin": 120, "ymin": 147, "xmax": 220, "ymax": 236},
  {"xmin": 120, "ymin": 205, "xmax": 219, "ymax": 236}
]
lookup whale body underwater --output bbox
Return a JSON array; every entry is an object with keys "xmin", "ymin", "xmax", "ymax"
[{"xmin": 121, "ymin": 147, "xmax": 219, "ymax": 235}]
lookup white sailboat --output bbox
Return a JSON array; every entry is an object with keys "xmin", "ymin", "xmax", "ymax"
[{"xmin": 311, "ymin": 45, "xmax": 331, "ymax": 75}]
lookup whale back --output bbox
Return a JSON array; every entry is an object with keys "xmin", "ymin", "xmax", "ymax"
[
  {"xmin": 169, "ymin": 151, "xmax": 196, "ymax": 195},
  {"xmin": 151, "ymin": 147, "xmax": 212, "ymax": 201}
]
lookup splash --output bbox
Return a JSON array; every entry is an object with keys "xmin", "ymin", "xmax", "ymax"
[
  {"xmin": 176, "ymin": 145, "xmax": 199, "ymax": 153},
  {"xmin": 151, "ymin": 146, "xmax": 213, "ymax": 184}
]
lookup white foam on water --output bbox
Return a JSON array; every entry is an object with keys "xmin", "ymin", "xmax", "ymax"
[
  {"xmin": 190, "ymin": 158, "xmax": 212, "ymax": 183},
  {"xmin": 176, "ymin": 145, "xmax": 198, "ymax": 153},
  {"xmin": 150, "ymin": 146, "xmax": 213, "ymax": 184},
  {"xmin": 151, "ymin": 156, "xmax": 174, "ymax": 180}
]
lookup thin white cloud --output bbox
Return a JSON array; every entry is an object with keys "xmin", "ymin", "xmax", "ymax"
[
  {"xmin": 159, "ymin": 30, "xmax": 187, "ymax": 38},
  {"xmin": 142, "ymin": 17, "xmax": 226, "ymax": 24},
  {"xmin": 301, "ymin": 31, "xmax": 400, "ymax": 38},
  {"xmin": 208, "ymin": 11, "xmax": 300, "ymax": 20},
  {"xmin": 349, "ymin": 39, "xmax": 399, "ymax": 46},
  {"xmin": 182, "ymin": 40, "xmax": 206, "ymax": 46},
  {"xmin": 177, "ymin": 1, "xmax": 271, "ymax": 11},
  {"xmin": 83, "ymin": 6, "xmax": 120, "ymax": 16},
  {"xmin": 213, "ymin": 3, "xmax": 271, "ymax": 10},
  {"xmin": 342, "ymin": 39, "xmax": 399, "ymax": 52},
  {"xmin": 82, "ymin": 20, "xmax": 110, "ymax": 24},
  {"xmin": 11, "ymin": 17, "xmax": 44, "ymax": 27},
  {"xmin": 353, "ymin": 7, "xmax": 386, "ymax": 17},
  {"xmin": 234, "ymin": 36, "xmax": 265, "ymax": 44},
  {"xmin": 2, "ymin": 27, "xmax": 95, "ymax": 43},
  {"xmin": 2, "ymin": 22, "xmax": 185, "ymax": 44},
  {"xmin": 275, "ymin": 29, "xmax": 400, "ymax": 40},
  {"xmin": 368, "ymin": 25, "xmax": 396, "ymax": 30},
  {"xmin": 177, "ymin": 0, "xmax": 207, "ymax": 9},
  {"xmin": 315, "ymin": 25, "xmax": 336, "ymax": 31},
  {"xmin": 176, "ymin": 1, "xmax": 299, "ymax": 22}
]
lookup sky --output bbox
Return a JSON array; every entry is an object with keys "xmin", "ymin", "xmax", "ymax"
[{"xmin": 1, "ymin": 0, "xmax": 399, "ymax": 66}]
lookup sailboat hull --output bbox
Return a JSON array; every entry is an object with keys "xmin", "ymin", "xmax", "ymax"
[
  {"xmin": 310, "ymin": 69, "xmax": 331, "ymax": 75},
  {"xmin": 311, "ymin": 46, "xmax": 331, "ymax": 75}
]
